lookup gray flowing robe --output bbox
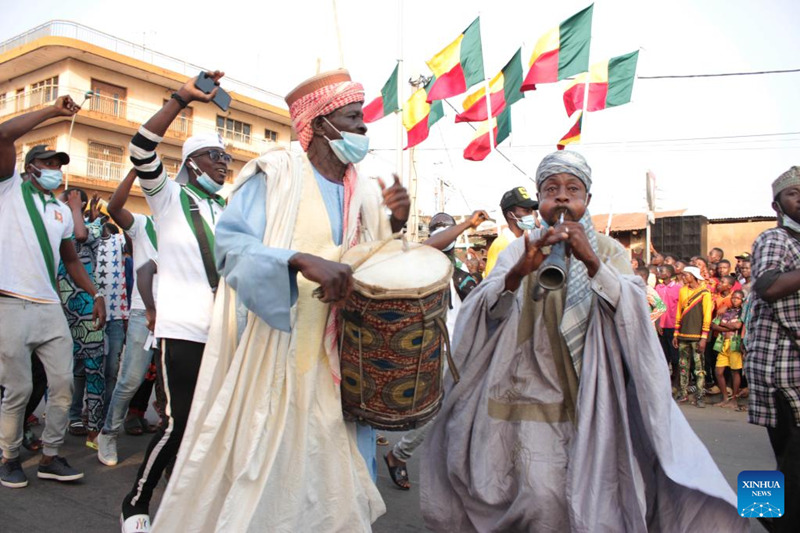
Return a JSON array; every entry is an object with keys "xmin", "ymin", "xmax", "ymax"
[{"xmin": 421, "ymin": 233, "xmax": 745, "ymax": 533}]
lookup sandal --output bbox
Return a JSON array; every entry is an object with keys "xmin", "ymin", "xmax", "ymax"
[
  {"xmin": 376, "ymin": 434, "xmax": 389, "ymax": 446},
  {"xmin": 22, "ymin": 427, "xmax": 42, "ymax": 452},
  {"xmin": 124, "ymin": 415, "xmax": 144, "ymax": 436},
  {"xmin": 139, "ymin": 417, "xmax": 158, "ymax": 433},
  {"xmin": 68, "ymin": 420, "xmax": 88, "ymax": 436},
  {"xmin": 384, "ymin": 453, "xmax": 410, "ymax": 490}
]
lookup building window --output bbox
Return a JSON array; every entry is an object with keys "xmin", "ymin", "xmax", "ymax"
[
  {"xmin": 216, "ymin": 116, "xmax": 251, "ymax": 143},
  {"xmin": 87, "ymin": 141, "xmax": 125, "ymax": 181},
  {"xmin": 90, "ymin": 79, "xmax": 127, "ymax": 118},
  {"xmin": 15, "ymin": 88, "xmax": 24, "ymax": 112},
  {"xmin": 265, "ymin": 128, "xmax": 277, "ymax": 142},
  {"xmin": 164, "ymin": 99, "xmax": 193, "ymax": 137},
  {"xmin": 162, "ymin": 156, "xmax": 182, "ymax": 178},
  {"xmin": 29, "ymin": 76, "xmax": 59, "ymax": 107},
  {"xmin": 0, "ymin": 93, "xmax": 7, "ymax": 115}
]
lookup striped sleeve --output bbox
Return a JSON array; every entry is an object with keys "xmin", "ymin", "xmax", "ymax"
[{"xmin": 129, "ymin": 126, "xmax": 168, "ymax": 197}]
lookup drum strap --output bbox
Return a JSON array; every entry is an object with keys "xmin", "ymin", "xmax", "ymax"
[{"xmin": 434, "ymin": 315, "xmax": 459, "ymax": 384}]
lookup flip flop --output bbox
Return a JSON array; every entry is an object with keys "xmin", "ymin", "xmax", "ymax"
[
  {"xmin": 124, "ymin": 416, "xmax": 144, "ymax": 436},
  {"xmin": 384, "ymin": 453, "xmax": 410, "ymax": 491}
]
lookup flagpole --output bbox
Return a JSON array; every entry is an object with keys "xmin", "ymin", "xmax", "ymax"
[
  {"xmin": 331, "ymin": 0, "xmax": 345, "ymax": 67},
  {"xmin": 395, "ymin": 0, "xmax": 404, "ymax": 178},
  {"xmin": 408, "ymin": 147, "xmax": 419, "ymax": 241}
]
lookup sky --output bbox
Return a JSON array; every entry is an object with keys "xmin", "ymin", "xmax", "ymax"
[{"xmin": 2, "ymin": 0, "xmax": 798, "ymax": 220}]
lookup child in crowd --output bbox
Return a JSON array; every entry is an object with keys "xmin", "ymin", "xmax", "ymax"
[
  {"xmin": 712, "ymin": 290, "xmax": 745, "ymax": 410},
  {"xmin": 636, "ymin": 267, "xmax": 666, "ymax": 324}
]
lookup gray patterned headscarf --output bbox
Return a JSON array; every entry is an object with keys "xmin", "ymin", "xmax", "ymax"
[{"xmin": 536, "ymin": 150, "xmax": 597, "ymax": 375}]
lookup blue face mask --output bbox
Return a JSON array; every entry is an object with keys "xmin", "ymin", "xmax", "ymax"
[
  {"xmin": 324, "ymin": 117, "xmax": 369, "ymax": 164},
  {"xmin": 34, "ymin": 168, "xmax": 63, "ymax": 190},
  {"xmin": 189, "ymin": 159, "xmax": 223, "ymax": 195},
  {"xmin": 514, "ymin": 214, "xmax": 537, "ymax": 231},
  {"xmin": 196, "ymin": 173, "xmax": 223, "ymax": 194}
]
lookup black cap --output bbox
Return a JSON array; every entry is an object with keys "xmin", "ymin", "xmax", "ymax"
[
  {"xmin": 24, "ymin": 145, "xmax": 70, "ymax": 167},
  {"xmin": 500, "ymin": 186, "xmax": 537, "ymax": 211},
  {"xmin": 735, "ymin": 252, "xmax": 751, "ymax": 260},
  {"xmin": 429, "ymin": 212, "xmax": 456, "ymax": 232}
]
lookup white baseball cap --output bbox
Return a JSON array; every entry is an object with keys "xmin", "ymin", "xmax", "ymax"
[
  {"xmin": 175, "ymin": 133, "xmax": 226, "ymax": 184},
  {"xmin": 683, "ymin": 266, "xmax": 704, "ymax": 281}
]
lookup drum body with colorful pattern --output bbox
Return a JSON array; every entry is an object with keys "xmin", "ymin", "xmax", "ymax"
[{"xmin": 339, "ymin": 240, "xmax": 454, "ymax": 430}]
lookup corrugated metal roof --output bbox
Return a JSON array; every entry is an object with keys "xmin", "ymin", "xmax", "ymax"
[
  {"xmin": 707, "ymin": 215, "xmax": 774, "ymax": 223},
  {"xmin": 592, "ymin": 210, "xmax": 687, "ymax": 233}
]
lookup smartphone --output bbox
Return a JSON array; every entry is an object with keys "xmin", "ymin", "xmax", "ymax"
[{"xmin": 194, "ymin": 71, "xmax": 231, "ymax": 112}]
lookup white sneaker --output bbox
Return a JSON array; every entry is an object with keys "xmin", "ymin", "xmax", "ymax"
[
  {"xmin": 121, "ymin": 513, "xmax": 150, "ymax": 533},
  {"xmin": 97, "ymin": 432, "xmax": 118, "ymax": 466}
]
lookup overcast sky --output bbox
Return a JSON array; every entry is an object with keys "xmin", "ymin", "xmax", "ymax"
[{"xmin": 2, "ymin": 0, "xmax": 798, "ymax": 219}]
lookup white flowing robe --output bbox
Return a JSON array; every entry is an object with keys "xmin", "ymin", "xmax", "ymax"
[
  {"xmin": 421, "ymin": 232, "xmax": 746, "ymax": 532},
  {"xmin": 152, "ymin": 148, "xmax": 389, "ymax": 532}
]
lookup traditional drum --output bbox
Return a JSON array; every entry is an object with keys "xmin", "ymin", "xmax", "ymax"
[{"xmin": 338, "ymin": 239, "xmax": 454, "ymax": 430}]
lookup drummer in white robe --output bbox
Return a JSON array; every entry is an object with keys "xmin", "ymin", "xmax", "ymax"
[{"xmin": 151, "ymin": 70, "xmax": 409, "ymax": 533}]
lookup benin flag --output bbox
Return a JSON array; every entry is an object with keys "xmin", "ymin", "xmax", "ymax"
[
  {"xmin": 562, "ymin": 50, "xmax": 639, "ymax": 116},
  {"xmin": 426, "ymin": 18, "xmax": 485, "ymax": 103},
  {"xmin": 456, "ymin": 48, "xmax": 524, "ymax": 123},
  {"xmin": 463, "ymin": 107, "xmax": 512, "ymax": 162},
  {"xmin": 557, "ymin": 111, "xmax": 582, "ymax": 150},
  {"xmin": 363, "ymin": 64, "xmax": 399, "ymax": 123},
  {"xmin": 520, "ymin": 4, "xmax": 593, "ymax": 92},
  {"xmin": 403, "ymin": 77, "xmax": 444, "ymax": 149}
]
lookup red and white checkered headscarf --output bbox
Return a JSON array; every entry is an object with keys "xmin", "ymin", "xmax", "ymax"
[{"xmin": 286, "ymin": 70, "xmax": 364, "ymax": 151}]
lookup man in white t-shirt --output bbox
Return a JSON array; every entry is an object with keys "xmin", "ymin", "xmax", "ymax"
[
  {"xmin": 97, "ymin": 169, "xmax": 159, "ymax": 467},
  {"xmin": 120, "ymin": 72, "xmax": 229, "ymax": 532},
  {"xmin": 0, "ymin": 97, "xmax": 106, "ymax": 489}
]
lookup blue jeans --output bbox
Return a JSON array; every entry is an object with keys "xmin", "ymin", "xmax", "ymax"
[
  {"xmin": 103, "ymin": 319, "xmax": 125, "ymax": 418},
  {"xmin": 103, "ymin": 310, "xmax": 153, "ymax": 435}
]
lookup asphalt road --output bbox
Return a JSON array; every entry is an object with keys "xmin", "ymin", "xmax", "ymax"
[{"xmin": 0, "ymin": 400, "xmax": 774, "ymax": 532}]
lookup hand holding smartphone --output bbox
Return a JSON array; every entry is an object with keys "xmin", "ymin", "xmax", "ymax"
[{"xmin": 194, "ymin": 71, "xmax": 231, "ymax": 112}]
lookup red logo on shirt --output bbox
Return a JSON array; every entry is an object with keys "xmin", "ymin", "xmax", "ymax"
[{"xmin": 54, "ymin": 211, "xmax": 63, "ymax": 222}]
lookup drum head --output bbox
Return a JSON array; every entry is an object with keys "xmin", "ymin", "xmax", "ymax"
[{"xmin": 341, "ymin": 240, "xmax": 453, "ymax": 298}]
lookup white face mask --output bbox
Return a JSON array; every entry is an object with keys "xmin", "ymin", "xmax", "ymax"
[
  {"xmin": 783, "ymin": 214, "xmax": 800, "ymax": 233},
  {"xmin": 512, "ymin": 213, "xmax": 537, "ymax": 231}
]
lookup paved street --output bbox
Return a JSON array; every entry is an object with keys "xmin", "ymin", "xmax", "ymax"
[{"xmin": 0, "ymin": 402, "xmax": 773, "ymax": 532}]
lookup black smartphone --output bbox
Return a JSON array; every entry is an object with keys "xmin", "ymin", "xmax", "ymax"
[{"xmin": 194, "ymin": 71, "xmax": 231, "ymax": 112}]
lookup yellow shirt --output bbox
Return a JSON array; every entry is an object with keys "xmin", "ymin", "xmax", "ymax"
[{"xmin": 484, "ymin": 228, "xmax": 516, "ymax": 277}]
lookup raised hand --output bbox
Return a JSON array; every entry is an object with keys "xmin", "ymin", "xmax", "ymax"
[
  {"xmin": 66, "ymin": 190, "xmax": 84, "ymax": 212},
  {"xmin": 468, "ymin": 210, "xmax": 490, "ymax": 228},
  {"xmin": 89, "ymin": 193, "xmax": 102, "ymax": 221},
  {"xmin": 378, "ymin": 174, "xmax": 410, "ymax": 224},
  {"xmin": 52, "ymin": 95, "xmax": 80, "ymax": 117},
  {"xmin": 176, "ymin": 70, "xmax": 225, "ymax": 104}
]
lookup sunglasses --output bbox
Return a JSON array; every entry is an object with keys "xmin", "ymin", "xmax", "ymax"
[{"xmin": 194, "ymin": 149, "xmax": 233, "ymax": 164}]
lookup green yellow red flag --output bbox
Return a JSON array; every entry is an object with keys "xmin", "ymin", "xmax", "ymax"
[
  {"xmin": 426, "ymin": 18, "xmax": 485, "ymax": 103},
  {"xmin": 563, "ymin": 50, "xmax": 639, "ymax": 116},
  {"xmin": 457, "ymin": 48, "xmax": 524, "ymax": 123},
  {"xmin": 403, "ymin": 77, "xmax": 444, "ymax": 149},
  {"xmin": 521, "ymin": 4, "xmax": 593, "ymax": 92},
  {"xmin": 363, "ymin": 64, "xmax": 400, "ymax": 123},
  {"xmin": 557, "ymin": 111, "xmax": 583, "ymax": 150},
  {"xmin": 463, "ymin": 107, "xmax": 512, "ymax": 161}
]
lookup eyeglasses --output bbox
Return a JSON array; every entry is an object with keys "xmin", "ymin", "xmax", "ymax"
[{"xmin": 194, "ymin": 150, "xmax": 233, "ymax": 164}]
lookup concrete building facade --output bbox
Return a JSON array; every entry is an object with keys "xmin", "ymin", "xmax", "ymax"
[{"xmin": 0, "ymin": 21, "xmax": 292, "ymax": 214}]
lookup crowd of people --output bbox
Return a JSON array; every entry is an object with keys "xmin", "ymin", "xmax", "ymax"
[{"xmin": 0, "ymin": 67, "xmax": 796, "ymax": 533}]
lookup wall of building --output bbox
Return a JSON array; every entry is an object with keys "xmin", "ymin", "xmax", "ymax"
[{"xmin": 707, "ymin": 220, "xmax": 775, "ymax": 256}]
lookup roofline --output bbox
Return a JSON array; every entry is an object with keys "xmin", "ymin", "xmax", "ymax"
[{"xmin": 0, "ymin": 33, "xmax": 290, "ymax": 121}]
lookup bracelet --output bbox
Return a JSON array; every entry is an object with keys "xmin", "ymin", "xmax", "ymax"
[
  {"xmin": 93, "ymin": 292, "xmax": 104, "ymax": 300},
  {"xmin": 171, "ymin": 92, "xmax": 189, "ymax": 109}
]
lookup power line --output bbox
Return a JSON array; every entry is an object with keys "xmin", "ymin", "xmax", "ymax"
[{"xmin": 637, "ymin": 68, "xmax": 800, "ymax": 79}]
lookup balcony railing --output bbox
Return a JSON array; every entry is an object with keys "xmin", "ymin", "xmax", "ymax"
[
  {"xmin": 89, "ymin": 95, "xmax": 127, "ymax": 119},
  {"xmin": 87, "ymin": 157, "xmax": 125, "ymax": 181},
  {"xmin": 0, "ymin": 20, "xmax": 287, "ymax": 111}
]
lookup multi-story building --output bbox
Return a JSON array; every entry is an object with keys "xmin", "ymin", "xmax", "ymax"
[{"xmin": 0, "ymin": 20, "xmax": 292, "ymax": 213}]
